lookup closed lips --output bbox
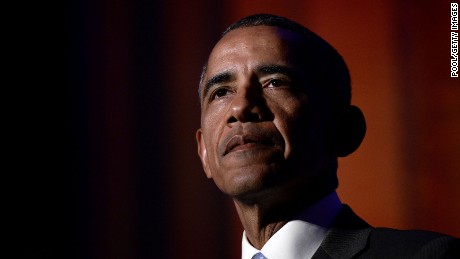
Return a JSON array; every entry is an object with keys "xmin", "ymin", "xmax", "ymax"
[{"xmin": 224, "ymin": 134, "xmax": 274, "ymax": 155}]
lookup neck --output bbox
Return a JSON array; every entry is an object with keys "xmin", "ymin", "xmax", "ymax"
[
  {"xmin": 233, "ymin": 160, "xmax": 338, "ymax": 249},
  {"xmin": 233, "ymin": 200, "xmax": 288, "ymax": 249},
  {"xmin": 233, "ymin": 185, "xmax": 334, "ymax": 249}
]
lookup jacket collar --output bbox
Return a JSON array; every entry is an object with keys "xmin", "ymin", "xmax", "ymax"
[{"xmin": 312, "ymin": 205, "xmax": 372, "ymax": 259}]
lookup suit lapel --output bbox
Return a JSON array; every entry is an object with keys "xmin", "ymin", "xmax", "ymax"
[{"xmin": 312, "ymin": 205, "xmax": 372, "ymax": 259}]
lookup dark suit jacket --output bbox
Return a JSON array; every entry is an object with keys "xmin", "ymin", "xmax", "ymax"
[{"xmin": 312, "ymin": 205, "xmax": 460, "ymax": 259}]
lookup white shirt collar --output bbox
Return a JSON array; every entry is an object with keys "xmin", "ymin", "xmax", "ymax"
[{"xmin": 241, "ymin": 192, "xmax": 342, "ymax": 259}]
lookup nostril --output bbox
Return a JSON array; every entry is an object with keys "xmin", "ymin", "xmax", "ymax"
[{"xmin": 227, "ymin": 116, "xmax": 237, "ymax": 123}]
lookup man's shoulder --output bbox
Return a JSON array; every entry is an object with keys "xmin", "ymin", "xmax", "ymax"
[
  {"xmin": 371, "ymin": 227, "xmax": 455, "ymax": 242},
  {"xmin": 316, "ymin": 205, "xmax": 459, "ymax": 258},
  {"xmin": 366, "ymin": 227, "xmax": 459, "ymax": 258}
]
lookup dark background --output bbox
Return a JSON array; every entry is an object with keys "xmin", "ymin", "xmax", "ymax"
[{"xmin": 10, "ymin": 0, "xmax": 460, "ymax": 258}]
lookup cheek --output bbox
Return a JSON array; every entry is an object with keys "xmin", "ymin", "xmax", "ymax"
[
  {"xmin": 202, "ymin": 101, "xmax": 230, "ymax": 127},
  {"xmin": 269, "ymin": 94, "xmax": 309, "ymax": 143},
  {"xmin": 273, "ymin": 104, "xmax": 313, "ymax": 166},
  {"xmin": 200, "ymin": 107, "xmax": 227, "ymax": 165}
]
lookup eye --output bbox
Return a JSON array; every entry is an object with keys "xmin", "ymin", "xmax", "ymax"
[
  {"xmin": 210, "ymin": 87, "xmax": 231, "ymax": 100},
  {"xmin": 265, "ymin": 78, "xmax": 290, "ymax": 88}
]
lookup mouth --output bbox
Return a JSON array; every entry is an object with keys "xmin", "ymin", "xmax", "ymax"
[{"xmin": 224, "ymin": 134, "xmax": 275, "ymax": 155}]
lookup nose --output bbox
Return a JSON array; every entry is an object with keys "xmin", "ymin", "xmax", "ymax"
[{"xmin": 227, "ymin": 85, "xmax": 270, "ymax": 124}]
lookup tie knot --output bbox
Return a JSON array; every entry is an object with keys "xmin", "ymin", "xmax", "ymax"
[{"xmin": 251, "ymin": 252, "xmax": 267, "ymax": 259}]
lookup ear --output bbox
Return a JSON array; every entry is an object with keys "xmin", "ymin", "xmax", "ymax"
[
  {"xmin": 196, "ymin": 129, "xmax": 213, "ymax": 179},
  {"xmin": 335, "ymin": 105, "xmax": 366, "ymax": 157}
]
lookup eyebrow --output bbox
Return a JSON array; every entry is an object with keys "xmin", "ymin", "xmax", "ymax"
[{"xmin": 255, "ymin": 64, "xmax": 295, "ymax": 77}]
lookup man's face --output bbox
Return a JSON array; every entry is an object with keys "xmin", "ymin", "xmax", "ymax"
[{"xmin": 196, "ymin": 26, "xmax": 335, "ymax": 200}]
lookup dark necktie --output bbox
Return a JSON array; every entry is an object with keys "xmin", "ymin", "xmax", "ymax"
[{"xmin": 251, "ymin": 252, "xmax": 268, "ymax": 259}]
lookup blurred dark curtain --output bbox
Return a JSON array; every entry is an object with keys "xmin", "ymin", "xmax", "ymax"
[{"xmin": 65, "ymin": 0, "xmax": 240, "ymax": 258}]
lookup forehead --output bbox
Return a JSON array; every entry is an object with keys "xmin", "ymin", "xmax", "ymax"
[{"xmin": 205, "ymin": 26, "xmax": 304, "ymax": 79}]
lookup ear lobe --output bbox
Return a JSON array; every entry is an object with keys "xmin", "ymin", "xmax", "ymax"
[
  {"xmin": 335, "ymin": 105, "xmax": 366, "ymax": 157},
  {"xmin": 196, "ymin": 129, "xmax": 213, "ymax": 179}
]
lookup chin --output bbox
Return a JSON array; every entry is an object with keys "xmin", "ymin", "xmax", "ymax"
[{"xmin": 219, "ymin": 164, "xmax": 285, "ymax": 200}]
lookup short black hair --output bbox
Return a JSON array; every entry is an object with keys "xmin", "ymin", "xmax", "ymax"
[{"xmin": 200, "ymin": 14, "xmax": 351, "ymax": 112}]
